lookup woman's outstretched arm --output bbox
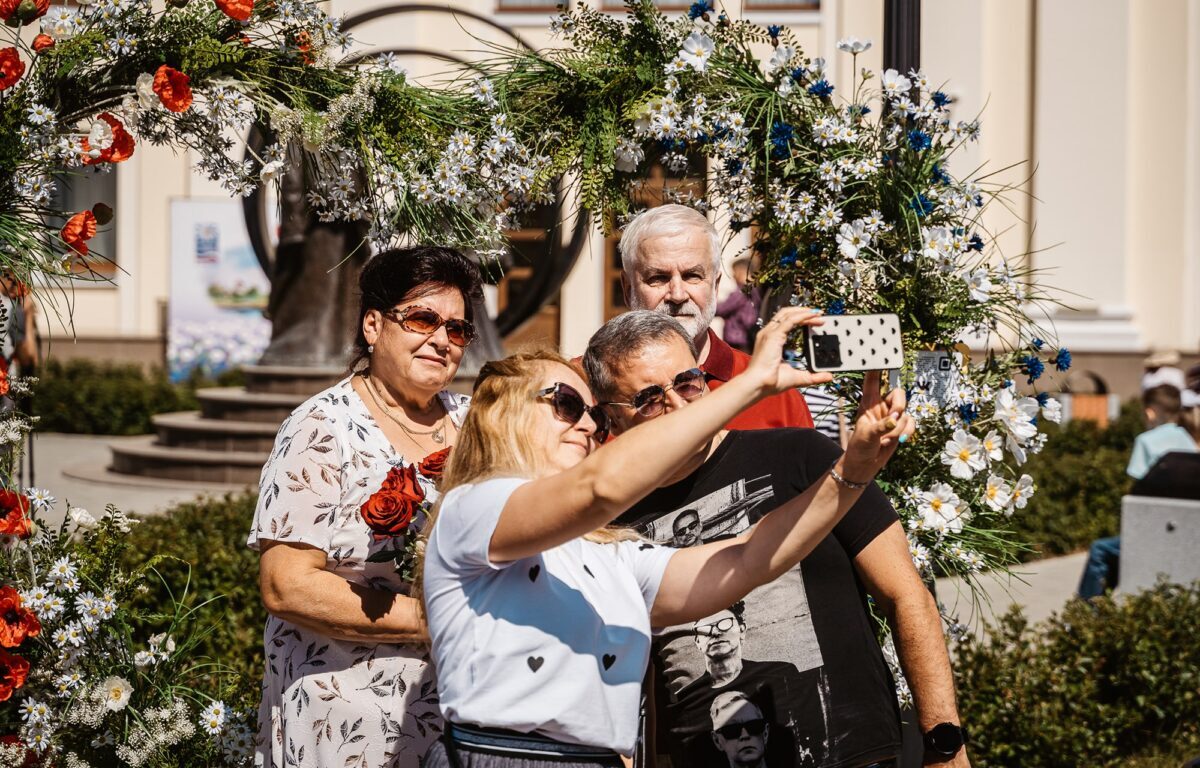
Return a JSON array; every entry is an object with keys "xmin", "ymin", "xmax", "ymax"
[{"xmin": 489, "ymin": 308, "xmax": 834, "ymax": 563}]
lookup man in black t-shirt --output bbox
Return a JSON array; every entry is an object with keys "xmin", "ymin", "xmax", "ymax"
[{"xmin": 583, "ymin": 311, "xmax": 971, "ymax": 768}]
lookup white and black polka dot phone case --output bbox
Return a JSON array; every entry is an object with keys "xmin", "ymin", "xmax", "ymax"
[{"xmin": 803, "ymin": 313, "xmax": 904, "ymax": 372}]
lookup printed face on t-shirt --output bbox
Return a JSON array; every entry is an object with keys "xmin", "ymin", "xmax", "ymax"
[
  {"xmin": 671, "ymin": 509, "xmax": 702, "ymax": 547},
  {"xmin": 710, "ymin": 692, "xmax": 769, "ymax": 767},
  {"xmin": 693, "ymin": 608, "xmax": 745, "ymax": 669}
]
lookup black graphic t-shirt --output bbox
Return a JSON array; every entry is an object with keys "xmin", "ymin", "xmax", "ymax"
[{"xmin": 617, "ymin": 429, "xmax": 902, "ymax": 768}]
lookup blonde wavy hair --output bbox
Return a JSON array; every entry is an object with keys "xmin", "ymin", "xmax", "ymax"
[{"xmin": 414, "ymin": 349, "xmax": 639, "ymax": 600}]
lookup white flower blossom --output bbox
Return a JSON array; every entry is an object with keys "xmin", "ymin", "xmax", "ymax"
[
  {"xmin": 101, "ymin": 676, "xmax": 133, "ymax": 711},
  {"xmin": 199, "ymin": 701, "xmax": 228, "ymax": 735},
  {"xmin": 766, "ymin": 45, "xmax": 794, "ymax": 75},
  {"xmin": 1041, "ymin": 397, "xmax": 1063, "ymax": 424},
  {"xmin": 941, "ymin": 429, "xmax": 986, "ymax": 480},
  {"xmin": 881, "ymin": 68, "xmax": 912, "ymax": 98},
  {"xmin": 836, "ymin": 221, "xmax": 870, "ymax": 260},
  {"xmin": 964, "ymin": 267, "xmax": 992, "ymax": 302},
  {"xmin": 68, "ymin": 507, "xmax": 98, "ymax": 531},
  {"xmin": 678, "ymin": 31, "xmax": 715, "ymax": 73},
  {"xmin": 1009, "ymin": 474, "xmax": 1035, "ymax": 510},
  {"xmin": 837, "ymin": 37, "xmax": 872, "ymax": 54},
  {"xmin": 983, "ymin": 474, "xmax": 1012, "ymax": 512},
  {"xmin": 980, "ymin": 430, "xmax": 1004, "ymax": 462},
  {"xmin": 918, "ymin": 483, "xmax": 967, "ymax": 534}
]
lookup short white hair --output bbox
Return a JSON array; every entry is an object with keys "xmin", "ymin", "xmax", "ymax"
[{"xmin": 618, "ymin": 204, "xmax": 722, "ymax": 274}]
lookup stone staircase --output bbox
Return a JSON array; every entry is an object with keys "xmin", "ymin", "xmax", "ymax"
[{"xmin": 108, "ymin": 365, "xmax": 343, "ymax": 486}]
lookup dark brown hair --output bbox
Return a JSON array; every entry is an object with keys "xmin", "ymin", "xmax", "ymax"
[
  {"xmin": 349, "ymin": 246, "xmax": 484, "ymax": 372},
  {"xmin": 1143, "ymin": 384, "xmax": 1183, "ymax": 422}
]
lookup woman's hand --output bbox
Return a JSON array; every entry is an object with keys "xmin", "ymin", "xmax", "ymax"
[
  {"xmin": 842, "ymin": 386, "xmax": 914, "ymax": 481},
  {"xmin": 742, "ymin": 307, "xmax": 835, "ymax": 396}
]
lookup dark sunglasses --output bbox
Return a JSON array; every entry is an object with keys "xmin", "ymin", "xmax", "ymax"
[
  {"xmin": 602, "ymin": 368, "xmax": 705, "ymax": 418},
  {"xmin": 714, "ymin": 718, "xmax": 767, "ymax": 741},
  {"xmin": 382, "ymin": 305, "xmax": 476, "ymax": 348},
  {"xmin": 535, "ymin": 382, "xmax": 610, "ymax": 443}
]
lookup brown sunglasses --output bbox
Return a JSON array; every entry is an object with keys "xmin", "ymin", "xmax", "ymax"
[{"xmin": 382, "ymin": 305, "xmax": 476, "ymax": 348}]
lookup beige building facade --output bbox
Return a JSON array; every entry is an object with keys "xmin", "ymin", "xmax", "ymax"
[{"xmin": 46, "ymin": 0, "xmax": 1200, "ymax": 396}]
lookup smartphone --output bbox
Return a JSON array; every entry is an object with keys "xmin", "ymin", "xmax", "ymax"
[{"xmin": 798, "ymin": 313, "xmax": 904, "ymax": 372}]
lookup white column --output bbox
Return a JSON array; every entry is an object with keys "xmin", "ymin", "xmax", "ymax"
[
  {"xmin": 557, "ymin": 211, "xmax": 606, "ymax": 358},
  {"xmin": 116, "ymin": 152, "xmax": 141, "ymax": 334},
  {"xmin": 1031, "ymin": 0, "xmax": 1141, "ymax": 351},
  {"xmin": 1183, "ymin": 0, "xmax": 1200, "ymax": 350}
]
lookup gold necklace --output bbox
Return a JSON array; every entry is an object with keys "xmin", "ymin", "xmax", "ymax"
[{"xmin": 363, "ymin": 373, "xmax": 447, "ymax": 445}]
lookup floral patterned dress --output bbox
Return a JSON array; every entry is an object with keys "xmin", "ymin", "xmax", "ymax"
[{"xmin": 248, "ymin": 377, "xmax": 469, "ymax": 768}]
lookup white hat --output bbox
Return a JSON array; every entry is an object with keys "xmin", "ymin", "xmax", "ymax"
[
  {"xmin": 1142, "ymin": 367, "xmax": 1186, "ymax": 392},
  {"xmin": 1183, "ymin": 389, "xmax": 1200, "ymax": 409}
]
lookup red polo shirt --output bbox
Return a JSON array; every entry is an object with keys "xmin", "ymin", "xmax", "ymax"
[{"xmin": 701, "ymin": 330, "xmax": 814, "ymax": 430}]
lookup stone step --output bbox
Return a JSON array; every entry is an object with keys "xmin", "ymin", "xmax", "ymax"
[
  {"xmin": 242, "ymin": 364, "xmax": 345, "ymax": 395},
  {"xmin": 108, "ymin": 435, "xmax": 267, "ymax": 485},
  {"xmin": 153, "ymin": 411, "xmax": 280, "ymax": 452},
  {"xmin": 196, "ymin": 387, "xmax": 306, "ymax": 423}
]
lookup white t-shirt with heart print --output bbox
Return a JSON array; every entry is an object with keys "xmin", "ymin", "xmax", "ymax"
[{"xmin": 423, "ymin": 477, "xmax": 677, "ymax": 755}]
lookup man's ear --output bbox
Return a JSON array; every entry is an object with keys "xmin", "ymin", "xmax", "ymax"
[{"xmin": 621, "ymin": 272, "xmax": 633, "ymax": 308}]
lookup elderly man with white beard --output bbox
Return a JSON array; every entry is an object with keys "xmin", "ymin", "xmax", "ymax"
[{"xmin": 618, "ymin": 204, "xmax": 814, "ymax": 430}]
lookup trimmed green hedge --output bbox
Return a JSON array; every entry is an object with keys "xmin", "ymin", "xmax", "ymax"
[
  {"xmin": 32, "ymin": 358, "xmax": 243, "ymax": 435},
  {"xmin": 955, "ymin": 583, "xmax": 1200, "ymax": 767},
  {"xmin": 1008, "ymin": 401, "xmax": 1143, "ymax": 562},
  {"xmin": 124, "ymin": 492, "xmax": 264, "ymax": 708}
]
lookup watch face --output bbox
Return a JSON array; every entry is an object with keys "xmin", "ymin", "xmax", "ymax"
[{"xmin": 928, "ymin": 723, "xmax": 965, "ymax": 754}]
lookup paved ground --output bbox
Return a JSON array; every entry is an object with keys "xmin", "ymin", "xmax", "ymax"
[
  {"xmin": 33, "ymin": 431, "xmax": 1087, "ymax": 629},
  {"xmin": 28, "ymin": 432, "xmax": 250, "ymax": 528}
]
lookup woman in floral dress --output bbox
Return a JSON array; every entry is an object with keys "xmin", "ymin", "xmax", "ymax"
[{"xmin": 248, "ymin": 246, "xmax": 483, "ymax": 768}]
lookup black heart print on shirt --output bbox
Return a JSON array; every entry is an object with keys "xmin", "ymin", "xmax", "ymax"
[
  {"xmin": 602, "ymin": 654, "xmax": 616, "ymax": 670},
  {"xmin": 528, "ymin": 656, "xmax": 544, "ymax": 672},
  {"xmin": 528, "ymin": 564, "xmax": 540, "ymax": 582}
]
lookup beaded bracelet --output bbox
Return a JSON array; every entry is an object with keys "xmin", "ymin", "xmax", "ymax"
[{"xmin": 829, "ymin": 466, "xmax": 871, "ymax": 490}]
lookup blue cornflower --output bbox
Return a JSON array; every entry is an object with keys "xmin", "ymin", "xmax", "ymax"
[
  {"xmin": 1054, "ymin": 348, "xmax": 1072, "ymax": 372},
  {"xmin": 770, "ymin": 121, "xmax": 794, "ymax": 157},
  {"xmin": 826, "ymin": 298, "xmax": 846, "ymax": 315},
  {"xmin": 687, "ymin": 1, "xmax": 713, "ymax": 20},
  {"xmin": 907, "ymin": 129, "xmax": 932, "ymax": 152},
  {"xmin": 858, "ymin": 105, "xmax": 872, "ymax": 116},
  {"xmin": 931, "ymin": 164, "xmax": 952, "ymax": 185},
  {"xmin": 725, "ymin": 158, "xmax": 744, "ymax": 176},
  {"xmin": 1036, "ymin": 392, "xmax": 1050, "ymax": 406},
  {"xmin": 1021, "ymin": 354, "xmax": 1045, "ymax": 383},
  {"xmin": 959, "ymin": 403, "xmax": 979, "ymax": 424},
  {"xmin": 780, "ymin": 247, "xmax": 798, "ymax": 267},
  {"xmin": 974, "ymin": 193, "xmax": 985, "ymax": 207},
  {"xmin": 1031, "ymin": 337, "xmax": 1045, "ymax": 349},
  {"xmin": 767, "ymin": 24, "xmax": 784, "ymax": 38},
  {"xmin": 931, "ymin": 91, "xmax": 952, "ymax": 108},
  {"xmin": 807, "ymin": 79, "xmax": 834, "ymax": 98},
  {"xmin": 908, "ymin": 193, "xmax": 935, "ymax": 217},
  {"xmin": 968, "ymin": 233, "xmax": 985, "ymax": 252},
  {"xmin": 790, "ymin": 67, "xmax": 807, "ymax": 82}
]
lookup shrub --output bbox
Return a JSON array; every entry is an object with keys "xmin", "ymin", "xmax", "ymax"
[
  {"xmin": 31, "ymin": 358, "xmax": 244, "ymax": 435},
  {"xmin": 124, "ymin": 492, "xmax": 265, "ymax": 708},
  {"xmin": 1007, "ymin": 401, "xmax": 1143, "ymax": 561},
  {"xmin": 955, "ymin": 582, "xmax": 1200, "ymax": 767}
]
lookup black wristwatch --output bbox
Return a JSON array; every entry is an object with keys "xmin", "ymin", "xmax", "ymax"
[{"xmin": 923, "ymin": 722, "xmax": 968, "ymax": 759}]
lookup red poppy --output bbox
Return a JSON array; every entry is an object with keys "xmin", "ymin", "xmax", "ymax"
[
  {"xmin": 0, "ymin": 491, "xmax": 30, "ymax": 538},
  {"xmin": 0, "ymin": 370, "xmax": 8, "ymax": 398},
  {"xmin": 417, "ymin": 447, "xmax": 451, "ymax": 481},
  {"xmin": 360, "ymin": 464, "xmax": 425, "ymax": 541},
  {"xmin": 291, "ymin": 29, "xmax": 313, "ymax": 65},
  {"xmin": 0, "ymin": 47, "xmax": 24, "ymax": 91},
  {"xmin": 152, "ymin": 64, "xmax": 192, "ymax": 112},
  {"xmin": 0, "ymin": 587, "xmax": 39, "ymax": 649},
  {"xmin": 214, "ymin": 0, "xmax": 252, "ymax": 21},
  {"xmin": 61, "ymin": 210, "xmax": 97, "ymax": 256},
  {"xmin": 0, "ymin": 0, "xmax": 48, "ymax": 25},
  {"xmin": 31, "ymin": 34, "xmax": 53, "ymax": 53},
  {"xmin": 81, "ymin": 113, "xmax": 135, "ymax": 165},
  {"xmin": 0, "ymin": 648, "xmax": 30, "ymax": 702}
]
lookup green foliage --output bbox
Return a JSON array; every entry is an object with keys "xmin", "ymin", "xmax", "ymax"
[
  {"xmin": 1008, "ymin": 402, "xmax": 1143, "ymax": 561},
  {"xmin": 124, "ymin": 492, "xmax": 265, "ymax": 710},
  {"xmin": 32, "ymin": 358, "xmax": 243, "ymax": 435},
  {"xmin": 955, "ymin": 582, "xmax": 1200, "ymax": 767}
]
